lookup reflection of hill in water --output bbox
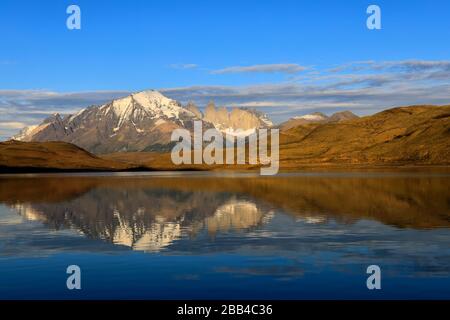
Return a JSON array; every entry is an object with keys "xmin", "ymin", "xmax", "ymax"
[
  {"xmin": 9, "ymin": 186, "xmax": 274, "ymax": 252},
  {"xmin": 1, "ymin": 174, "xmax": 449, "ymax": 251}
]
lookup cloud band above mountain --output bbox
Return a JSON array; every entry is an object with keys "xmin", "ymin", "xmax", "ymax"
[
  {"xmin": 211, "ymin": 63, "xmax": 307, "ymax": 74},
  {"xmin": 1, "ymin": 59, "xmax": 450, "ymax": 140}
]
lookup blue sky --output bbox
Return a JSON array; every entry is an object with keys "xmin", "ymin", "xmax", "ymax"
[{"xmin": 1, "ymin": 0, "xmax": 450, "ymax": 139}]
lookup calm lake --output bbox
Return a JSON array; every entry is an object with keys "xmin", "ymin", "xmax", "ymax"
[{"xmin": 0, "ymin": 172, "xmax": 449, "ymax": 299}]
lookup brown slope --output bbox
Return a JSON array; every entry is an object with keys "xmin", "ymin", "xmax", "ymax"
[
  {"xmin": 0, "ymin": 140, "xmax": 135, "ymax": 172},
  {"xmin": 327, "ymin": 110, "xmax": 359, "ymax": 122},
  {"xmin": 279, "ymin": 105, "xmax": 450, "ymax": 167}
]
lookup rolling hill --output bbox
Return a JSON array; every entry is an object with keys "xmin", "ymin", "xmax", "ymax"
[
  {"xmin": 279, "ymin": 105, "xmax": 450, "ymax": 168},
  {"xmin": 0, "ymin": 140, "xmax": 135, "ymax": 172}
]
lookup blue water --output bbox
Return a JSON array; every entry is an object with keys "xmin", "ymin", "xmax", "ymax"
[{"xmin": 0, "ymin": 173, "xmax": 449, "ymax": 299}]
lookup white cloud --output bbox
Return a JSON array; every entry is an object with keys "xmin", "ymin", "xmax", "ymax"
[
  {"xmin": 0, "ymin": 121, "xmax": 27, "ymax": 129},
  {"xmin": 212, "ymin": 63, "xmax": 307, "ymax": 74}
]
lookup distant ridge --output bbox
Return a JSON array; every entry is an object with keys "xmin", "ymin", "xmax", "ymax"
[{"xmin": 277, "ymin": 110, "xmax": 358, "ymax": 131}]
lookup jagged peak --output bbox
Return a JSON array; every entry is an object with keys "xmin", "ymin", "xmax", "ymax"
[{"xmin": 42, "ymin": 113, "xmax": 63, "ymax": 123}]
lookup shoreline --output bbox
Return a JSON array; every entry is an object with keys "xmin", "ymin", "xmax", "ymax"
[{"xmin": 1, "ymin": 164, "xmax": 450, "ymax": 175}]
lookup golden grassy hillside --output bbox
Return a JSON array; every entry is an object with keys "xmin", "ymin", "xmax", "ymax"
[
  {"xmin": 0, "ymin": 140, "xmax": 133, "ymax": 172},
  {"xmin": 279, "ymin": 105, "xmax": 450, "ymax": 168}
]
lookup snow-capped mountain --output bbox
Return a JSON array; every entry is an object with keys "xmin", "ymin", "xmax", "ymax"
[
  {"xmin": 13, "ymin": 90, "xmax": 275, "ymax": 153},
  {"xmin": 291, "ymin": 112, "xmax": 328, "ymax": 122},
  {"xmin": 13, "ymin": 90, "xmax": 202, "ymax": 153},
  {"xmin": 11, "ymin": 124, "xmax": 39, "ymax": 141}
]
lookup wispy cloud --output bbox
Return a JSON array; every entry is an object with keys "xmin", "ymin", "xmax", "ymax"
[
  {"xmin": 211, "ymin": 63, "xmax": 307, "ymax": 74},
  {"xmin": 330, "ymin": 59, "xmax": 450, "ymax": 75},
  {"xmin": 161, "ymin": 82, "xmax": 450, "ymax": 111},
  {"xmin": 169, "ymin": 63, "xmax": 198, "ymax": 70},
  {"xmin": 328, "ymin": 60, "xmax": 375, "ymax": 73},
  {"xmin": 162, "ymin": 59, "xmax": 450, "ymax": 122},
  {"xmin": 0, "ymin": 121, "xmax": 27, "ymax": 129}
]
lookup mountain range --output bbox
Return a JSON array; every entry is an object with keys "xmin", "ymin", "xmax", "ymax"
[{"xmin": 12, "ymin": 90, "xmax": 273, "ymax": 153}]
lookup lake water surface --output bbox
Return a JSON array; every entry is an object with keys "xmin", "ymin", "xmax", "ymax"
[{"xmin": 0, "ymin": 172, "xmax": 449, "ymax": 299}]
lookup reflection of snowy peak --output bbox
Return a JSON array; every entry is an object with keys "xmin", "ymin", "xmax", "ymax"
[
  {"xmin": 112, "ymin": 209, "xmax": 182, "ymax": 252},
  {"xmin": 206, "ymin": 199, "xmax": 273, "ymax": 233},
  {"xmin": 13, "ymin": 204, "xmax": 46, "ymax": 222}
]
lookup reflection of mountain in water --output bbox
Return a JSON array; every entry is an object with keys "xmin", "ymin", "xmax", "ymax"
[
  {"xmin": 1, "ymin": 173, "xmax": 449, "ymax": 252},
  {"xmin": 9, "ymin": 188, "xmax": 273, "ymax": 252}
]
